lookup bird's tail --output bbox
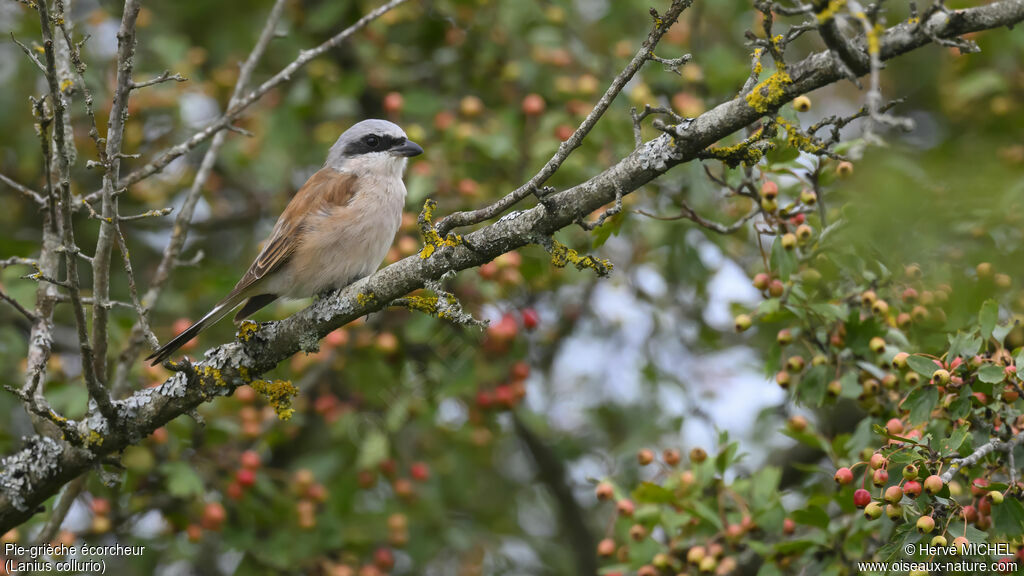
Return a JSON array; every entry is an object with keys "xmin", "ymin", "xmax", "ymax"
[{"xmin": 146, "ymin": 290, "xmax": 249, "ymax": 366}]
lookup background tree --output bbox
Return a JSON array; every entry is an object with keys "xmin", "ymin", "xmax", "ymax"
[{"xmin": 1, "ymin": 0, "xmax": 1023, "ymax": 574}]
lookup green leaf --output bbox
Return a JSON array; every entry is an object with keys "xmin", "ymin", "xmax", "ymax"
[
  {"xmin": 980, "ymin": 299, "xmax": 999, "ymax": 340},
  {"xmin": 355, "ymin": 430, "xmax": 389, "ymax": 471},
  {"xmin": 905, "ymin": 387, "xmax": 939, "ymax": 425},
  {"xmin": 992, "ymin": 497, "xmax": 1024, "ymax": 537},
  {"xmin": 948, "ymin": 331, "xmax": 983, "ymax": 359},
  {"xmin": 1016, "ymin": 351, "xmax": 1024, "ymax": 381},
  {"xmin": 939, "ymin": 424, "xmax": 970, "ymax": 455},
  {"xmin": 715, "ymin": 441, "xmax": 741, "ymax": 475},
  {"xmin": 978, "ymin": 364, "xmax": 1006, "ymax": 384},
  {"xmin": 792, "ymin": 505, "xmax": 830, "ymax": 530},
  {"xmin": 161, "ymin": 461, "xmax": 205, "ymax": 498},
  {"xmin": 906, "ymin": 355, "xmax": 940, "ymax": 377},
  {"xmin": 591, "ymin": 212, "xmax": 624, "ymax": 248},
  {"xmin": 632, "ymin": 482, "xmax": 676, "ymax": 504},
  {"xmin": 770, "ymin": 236, "xmax": 797, "ymax": 280}
]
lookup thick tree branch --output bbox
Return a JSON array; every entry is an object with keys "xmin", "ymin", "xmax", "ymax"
[{"xmin": 2, "ymin": 0, "xmax": 1022, "ymax": 533}]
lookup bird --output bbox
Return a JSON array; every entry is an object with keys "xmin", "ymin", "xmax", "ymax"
[{"xmin": 147, "ymin": 119, "xmax": 422, "ymax": 366}]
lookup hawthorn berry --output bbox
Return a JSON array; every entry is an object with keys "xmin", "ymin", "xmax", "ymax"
[
  {"xmin": 903, "ymin": 481, "xmax": 922, "ymax": 498},
  {"xmin": 752, "ymin": 273, "xmax": 771, "ymax": 290},
  {"xmin": 616, "ymin": 499, "xmax": 635, "ymax": 517},
  {"xmin": 595, "ymin": 482, "xmax": 614, "ymax": 501},
  {"xmin": 597, "ymin": 538, "xmax": 616, "ymax": 557},
  {"xmin": 853, "ymin": 488, "xmax": 871, "ymax": 508},
  {"xmin": 872, "ymin": 469, "xmax": 889, "ymax": 487},
  {"xmin": 888, "ymin": 350, "xmax": 913, "ymax": 366},
  {"xmin": 834, "ymin": 467, "xmax": 854, "ymax": 485},
  {"xmin": 734, "ymin": 314, "xmax": 753, "ymax": 332},
  {"xmin": 663, "ymin": 449, "xmax": 681, "ymax": 466},
  {"xmin": 916, "ymin": 515, "xmax": 935, "ymax": 534},
  {"xmin": 793, "ymin": 95, "xmax": 811, "ymax": 112},
  {"xmin": 884, "ymin": 485, "xmax": 904, "ymax": 504},
  {"xmin": 923, "ymin": 475, "xmax": 943, "ymax": 495},
  {"xmin": 864, "ymin": 502, "xmax": 883, "ymax": 520},
  {"xmin": 690, "ymin": 447, "xmax": 708, "ymax": 463}
]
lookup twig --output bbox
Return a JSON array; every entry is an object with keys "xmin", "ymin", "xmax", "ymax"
[
  {"xmin": 0, "ymin": 171, "xmax": 46, "ymax": 205},
  {"xmin": 630, "ymin": 104, "xmax": 683, "ymax": 148},
  {"xmin": 939, "ymin": 430, "xmax": 1024, "ymax": 484},
  {"xmin": 577, "ymin": 185, "xmax": 624, "ymax": 231},
  {"xmin": 31, "ymin": 475, "xmax": 85, "ymax": 546},
  {"xmin": 9, "ymin": 32, "xmax": 46, "ymax": 74},
  {"xmin": 434, "ymin": 0, "xmax": 695, "ymax": 237},
  {"xmin": 37, "ymin": 0, "xmax": 116, "ymax": 424},
  {"xmin": 91, "ymin": 0, "xmax": 141, "ymax": 385},
  {"xmin": 114, "ymin": 0, "xmax": 290, "ymax": 392},
  {"xmin": 636, "ymin": 203, "xmax": 760, "ymax": 234},
  {"xmin": 87, "ymin": 0, "xmax": 410, "ymax": 203},
  {"xmin": 0, "ymin": 286, "xmax": 37, "ymax": 322},
  {"xmin": 130, "ymin": 70, "xmax": 187, "ymax": 90}
]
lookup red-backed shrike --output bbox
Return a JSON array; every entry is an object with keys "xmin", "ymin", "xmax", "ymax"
[{"xmin": 147, "ymin": 119, "xmax": 422, "ymax": 365}]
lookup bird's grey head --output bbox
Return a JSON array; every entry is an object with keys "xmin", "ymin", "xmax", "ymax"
[{"xmin": 326, "ymin": 119, "xmax": 422, "ymax": 174}]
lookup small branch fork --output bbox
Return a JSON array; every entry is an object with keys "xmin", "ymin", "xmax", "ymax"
[
  {"xmin": 434, "ymin": 0, "xmax": 695, "ymax": 238},
  {"xmin": 939, "ymin": 431, "xmax": 1024, "ymax": 485}
]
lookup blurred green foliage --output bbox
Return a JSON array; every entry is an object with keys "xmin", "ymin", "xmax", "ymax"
[{"xmin": 1, "ymin": 0, "xmax": 1023, "ymax": 574}]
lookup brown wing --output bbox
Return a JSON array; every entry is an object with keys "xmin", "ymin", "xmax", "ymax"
[{"xmin": 230, "ymin": 168, "xmax": 359, "ymax": 296}]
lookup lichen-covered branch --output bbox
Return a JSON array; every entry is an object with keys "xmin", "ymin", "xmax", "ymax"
[{"xmin": 2, "ymin": 0, "xmax": 1023, "ymax": 533}]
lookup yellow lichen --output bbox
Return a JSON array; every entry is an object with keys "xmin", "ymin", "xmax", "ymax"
[
  {"xmin": 239, "ymin": 366, "xmax": 250, "ymax": 382},
  {"xmin": 752, "ymin": 48, "xmax": 764, "ymax": 76},
  {"xmin": 85, "ymin": 430, "xmax": 104, "ymax": 447},
  {"xmin": 357, "ymin": 291, "xmax": 378, "ymax": 307},
  {"xmin": 401, "ymin": 293, "xmax": 459, "ymax": 320},
  {"xmin": 866, "ymin": 22, "xmax": 884, "ymax": 55},
  {"xmin": 703, "ymin": 127, "xmax": 774, "ymax": 167},
  {"xmin": 816, "ymin": 0, "xmax": 847, "ymax": 23},
  {"xmin": 59, "ymin": 79, "xmax": 73, "ymax": 92},
  {"xmin": 549, "ymin": 239, "xmax": 613, "ymax": 276},
  {"xmin": 775, "ymin": 117, "xmax": 824, "ymax": 154},
  {"xmin": 417, "ymin": 199, "xmax": 462, "ymax": 259},
  {"xmin": 198, "ymin": 365, "xmax": 226, "ymax": 387},
  {"xmin": 251, "ymin": 379, "xmax": 298, "ymax": 420},
  {"xmin": 745, "ymin": 70, "xmax": 793, "ymax": 114},
  {"xmin": 237, "ymin": 320, "xmax": 260, "ymax": 342}
]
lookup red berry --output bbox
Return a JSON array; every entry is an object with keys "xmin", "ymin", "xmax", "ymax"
[
  {"xmin": 236, "ymin": 468, "xmax": 256, "ymax": 487},
  {"xmin": 853, "ymin": 488, "xmax": 872, "ymax": 508},
  {"xmin": 903, "ymin": 480, "xmax": 922, "ymax": 498},
  {"xmin": 373, "ymin": 548, "xmax": 395, "ymax": 571},
  {"xmin": 616, "ymin": 499, "xmax": 635, "ymax": 517},
  {"xmin": 522, "ymin": 93, "xmax": 546, "ymax": 116},
  {"xmin": 783, "ymin": 517, "xmax": 795, "ymax": 534},
  {"xmin": 357, "ymin": 469, "xmax": 377, "ymax": 489},
  {"xmin": 383, "ymin": 92, "xmax": 404, "ymax": 115},
  {"xmin": 379, "ymin": 459, "xmax": 399, "ymax": 479},
  {"xmin": 834, "ymin": 467, "xmax": 854, "ymax": 485},
  {"xmin": 410, "ymin": 462, "xmax": 430, "ymax": 482},
  {"xmin": 90, "ymin": 498, "xmax": 110, "ymax": 516},
  {"xmin": 923, "ymin": 475, "xmax": 944, "ymax": 495},
  {"xmin": 226, "ymin": 482, "xmax": 244, "ymax": 501},
  {"xmin": 521, "ymin": 308, "xmax": 540, "ymax": 330},
  {"xmin": 961, "ymin": 505, "xmax": 978, "ymax": 523},
  {"xmin": 886, "ymin": 419, "xmax": 904, "ymax": 435},
  {"xmin": 872, "ymin": 468, "xmax": 889, "ymax": 487},
  {"xmin": 240, "ymin": 450, "xmax": 261, "ymax": 471},
  {"xmin": 971, "ymin": 478, "xmax": 990, "ymax": 497},
  {"xmin": 475, "ymin": 389, "xmax": 494, "ymax": 410},
  {"xmin": 201, "ymin": 502, "xmax": 226, "ymax": 531},
  {"xmin": 510, "ymin": 361, "xmax": 530, "ymax": 381}
]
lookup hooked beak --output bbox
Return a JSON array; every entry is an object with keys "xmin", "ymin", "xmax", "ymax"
[{"xmin": 390, "ymin": 139, "xmax": 423, "ymax": 157}]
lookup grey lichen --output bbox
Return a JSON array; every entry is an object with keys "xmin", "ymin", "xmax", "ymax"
[
  {"xmin": 0, "ymin": 436, "xmax": 64, "ymax": 511},
  {"xmin": 156, "ymin": 371, "xmax": 189, "ymax": 399}
]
